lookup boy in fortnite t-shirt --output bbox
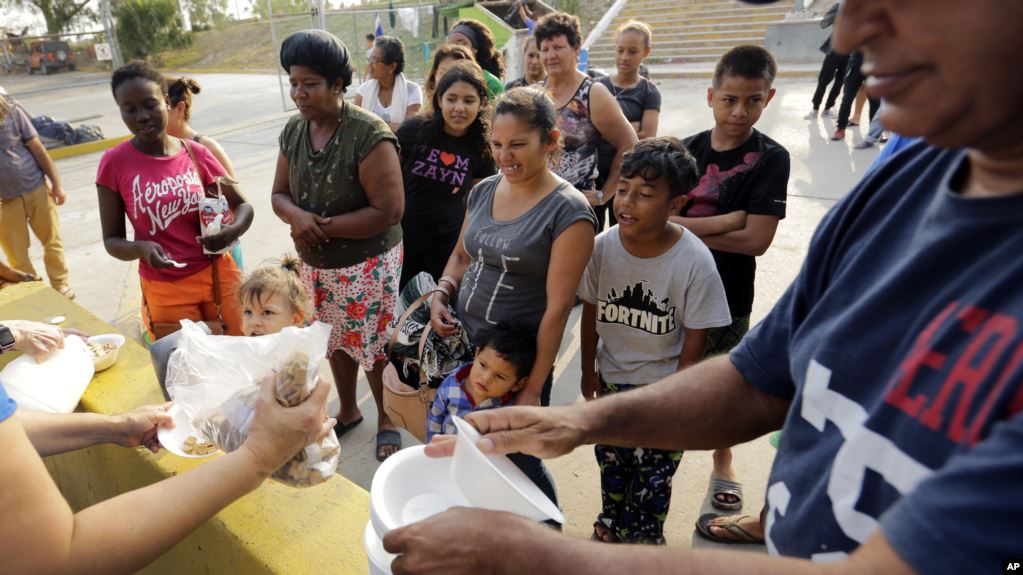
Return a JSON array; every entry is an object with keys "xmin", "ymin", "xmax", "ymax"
[
  {"xmin": 671, "ymin": 45, "xmax": 790, "ymax": 515},
  {"xmin": 579, "ymin": 137, "xmax": 730, "ymax": 544}
]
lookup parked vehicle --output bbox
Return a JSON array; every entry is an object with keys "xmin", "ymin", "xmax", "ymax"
[{"xmin": 29, "ymin": 40, "xmax": 75, "ymax": 74}]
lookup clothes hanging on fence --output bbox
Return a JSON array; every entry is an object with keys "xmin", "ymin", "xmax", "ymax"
[{"xmin": 398, "ymin": 7, "xmax": 419, "ymax": 38}]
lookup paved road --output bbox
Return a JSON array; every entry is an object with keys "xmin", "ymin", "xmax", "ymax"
[{"xmin": 8, "ymin": 70, "xmax": 883, "ymax": 549}]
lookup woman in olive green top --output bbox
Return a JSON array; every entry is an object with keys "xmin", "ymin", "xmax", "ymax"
[{"xmin": 271, "ymin": 30, "xmax": 406, "ymax": 461}]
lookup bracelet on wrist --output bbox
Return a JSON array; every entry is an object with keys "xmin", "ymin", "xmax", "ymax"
[
  {"xmin": 431, "ymin": 287, "xmax": 450, "ymax": 301},
  {"xmin": 438, "ymin": 275, "xmax": 459, "ymax": 292}
]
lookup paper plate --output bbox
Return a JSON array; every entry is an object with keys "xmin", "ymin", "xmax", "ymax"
[
  {"xmin": 157, "ymin": 404, "xmax": 221, "ymax": 459},
  {"xmin": 451, "ymin": 415, "xmax": 565, "ymax": 524}
]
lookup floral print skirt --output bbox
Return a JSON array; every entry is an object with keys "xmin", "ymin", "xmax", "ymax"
[{"xmin": 300, "ymin": 242, "xmax": 402, "ymax": 370}]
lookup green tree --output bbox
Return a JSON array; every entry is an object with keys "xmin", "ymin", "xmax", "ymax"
[
  {"xmin": 187, "ymin": 0, "xmax": 228, "ymax": 31},
  {"xmin": 1, "ymin": 0, "xmax": 96, "ymax": 34},
  {"xmin": 252, "ymin": 0, "xmax": 310, "ymax": 20},
  {"xmin": 114, "ymin": 0, "xmax": 193, "ymax": 60}
]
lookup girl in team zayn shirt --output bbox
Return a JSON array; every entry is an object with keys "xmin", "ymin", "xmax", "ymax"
[{"xmin": 396, "ymin": 60, "xmax": 495, "ymax": 288}]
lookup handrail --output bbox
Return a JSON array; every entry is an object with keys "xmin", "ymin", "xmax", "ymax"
[{"xmin": 582, "ymin": 0, "xmax": 629, "ymax": 51}]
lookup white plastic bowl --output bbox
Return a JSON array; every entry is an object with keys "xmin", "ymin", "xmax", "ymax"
[
  {"xmin": 87, "ymin": 334, "xmax": 125, "ymax": 372},
  {"xmin": 364, "ymin": 521, "xmax": 396, "ymax": 575},
  {"xmin": 451, "ymin": 415, "xmax": 565, "ymax": 524},
  {"xmin": 370, "ymin": 445, "xmax": 469, "ymax": 537}
]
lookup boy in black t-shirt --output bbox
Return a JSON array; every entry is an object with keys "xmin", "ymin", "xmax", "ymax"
[{"xmin": 671, "ymin": 45, "xmax": 790, "ymax": 523}]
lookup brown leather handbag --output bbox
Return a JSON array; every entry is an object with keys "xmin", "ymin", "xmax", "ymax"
[{"xmin": 382, "ymin": 293, "xmax": 437, "ymax": 443}]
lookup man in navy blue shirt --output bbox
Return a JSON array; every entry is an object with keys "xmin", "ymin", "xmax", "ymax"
[{"xmin": 383, "ymin": 1, "xmax": 1023, "ymax": 573}]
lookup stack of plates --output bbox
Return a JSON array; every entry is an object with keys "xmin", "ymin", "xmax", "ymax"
[{"xmin": 365, "ymin": 416, "xmax": 564, "ymax": 574}]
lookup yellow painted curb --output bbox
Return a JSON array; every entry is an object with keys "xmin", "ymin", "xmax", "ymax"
[
  {"xmin": 0, "ymin": 282, "xmax": 373, "ymax": 575},
  {"xmin": 49, "ymin": 135, "xmax": 131, "ymax": 160}
]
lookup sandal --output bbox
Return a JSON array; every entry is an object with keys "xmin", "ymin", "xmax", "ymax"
[
  {"xmin": 710, "ymin": 476, "xmax": 743, "ymax": 510},
  {"xmin": 695, "ymin": 513, "xmax": 764, "ymax": 545},
  {"xmin": 59, "ymin": 287, "xmax": 76, "ymax": 300},
  {"xmin": 0, "ymin": 269, "xmax": 38, "ymax": 284},
  {"xmin": 591, "ymin": 522, "xmax": 620, "ymax": 543},
  {"xmin": 333, "ymin": 415, "xmax": 363, "ymax": 438},
  {"xmin": 375, "ymin": 428, "xmax": 402, "ymax": 462}
]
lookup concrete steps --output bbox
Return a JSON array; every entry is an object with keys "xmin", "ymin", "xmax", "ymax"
[
  {"xmin": 589, "ymin": 0, "xmax": 790, "ymax": 67},
  {"xmin": 594, "ymin": 27, "xmax": 771, "ymax": 42},
  {"xmin": 618, "ymin": 5, "xmax": 789, "ymax": 19}
]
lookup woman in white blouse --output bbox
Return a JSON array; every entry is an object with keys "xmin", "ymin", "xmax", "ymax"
[{"xmin": 355, "ymin": 35, "xmax": 422, "ymax": 131}]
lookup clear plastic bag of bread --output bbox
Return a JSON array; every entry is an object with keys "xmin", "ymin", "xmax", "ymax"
[
  {"xmin": 196, "ymin": 351, "xmax": 340, "ymax": 487},
  {"xmin": 167, "ymin": 321, "xmax": 340, "ymax": 487}
]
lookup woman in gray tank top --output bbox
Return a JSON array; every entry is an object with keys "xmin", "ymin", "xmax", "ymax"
[
  {"xmin": 429, "ymin": 88, "xmax": 597, "ymax": 505},
  {"xmin": 429, "ymin": 87, "xmax": 596, "ymax": 407}
]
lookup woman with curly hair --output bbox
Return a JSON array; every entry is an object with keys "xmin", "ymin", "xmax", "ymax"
[
  {"xmin": 396, "ymin": 60, "xmax": 495, "ymax": 287},
  {"xmin": 535, "ymin": 12, "xmax": 636, "ymax": 229},
  {"xmin": 447, "ymin": 19, "xmax": 506, "ymax": 99}
]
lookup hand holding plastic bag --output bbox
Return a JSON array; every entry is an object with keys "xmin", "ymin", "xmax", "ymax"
[{"xmin": 166, "ymin": 321, "xmax": 340, "ymax": 487}]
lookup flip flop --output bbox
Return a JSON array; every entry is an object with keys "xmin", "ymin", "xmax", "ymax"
[
  {"xmin": 333, "ymin": 415, "xmax": 363, "ymax": 438},
  {"xmin": 710, "ymin": 476, "xmax": 743, "ymax": 510},
  {"xmin": 376, "ymin": 428, "xmax": 402, "ymax": 462},
  {"xmin": 591, "ymin": 522, "xmax": 620, "ymax": 543},
  {"xmin": 695, "ymin": 513, "xmax": 764, "ymax": 545}
]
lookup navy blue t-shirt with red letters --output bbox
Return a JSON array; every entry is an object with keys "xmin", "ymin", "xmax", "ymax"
[{"xmin": 731, "ymin": 142, "xmax": 1023, "ymax": 574}]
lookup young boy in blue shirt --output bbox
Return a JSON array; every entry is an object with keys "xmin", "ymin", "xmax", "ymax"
[
  {"xmin": 426, "ymin": 325, "xmax": 535, "ymax": 442},
  {"xmin": 579, "ymin": 137, "xmax": 732, "ymax": 544}
]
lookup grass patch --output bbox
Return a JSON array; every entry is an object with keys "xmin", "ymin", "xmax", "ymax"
[{"xmin": 158, "ymin": 0, "xmax": 616, "ymax": 81}]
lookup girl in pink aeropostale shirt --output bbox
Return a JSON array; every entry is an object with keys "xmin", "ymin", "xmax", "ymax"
[{"xmin": 96, "ymin": 61, "xmax": 254, "ymax": 341}]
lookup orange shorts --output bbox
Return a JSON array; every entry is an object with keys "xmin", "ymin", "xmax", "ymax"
[{"xmin": 141, "ymin": 254, "xmax": 244, "ymax": 339}]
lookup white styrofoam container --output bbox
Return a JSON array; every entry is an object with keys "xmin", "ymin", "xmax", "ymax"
[{"xmin": 1, "ymin": 335, "xmax": 94, "ymax": 413}]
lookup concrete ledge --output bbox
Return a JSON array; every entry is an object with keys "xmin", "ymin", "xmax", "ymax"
[
  {"xmin": 0, "ymin": 282, "xmax": 371, "ymax": 575},
  {"xmin": 48, "ymin": 135, "xmax": 132, "ymax": 160},
  {"xmin": 764, "ymin": 19, "xmax": 832, "ymax": 64}
]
